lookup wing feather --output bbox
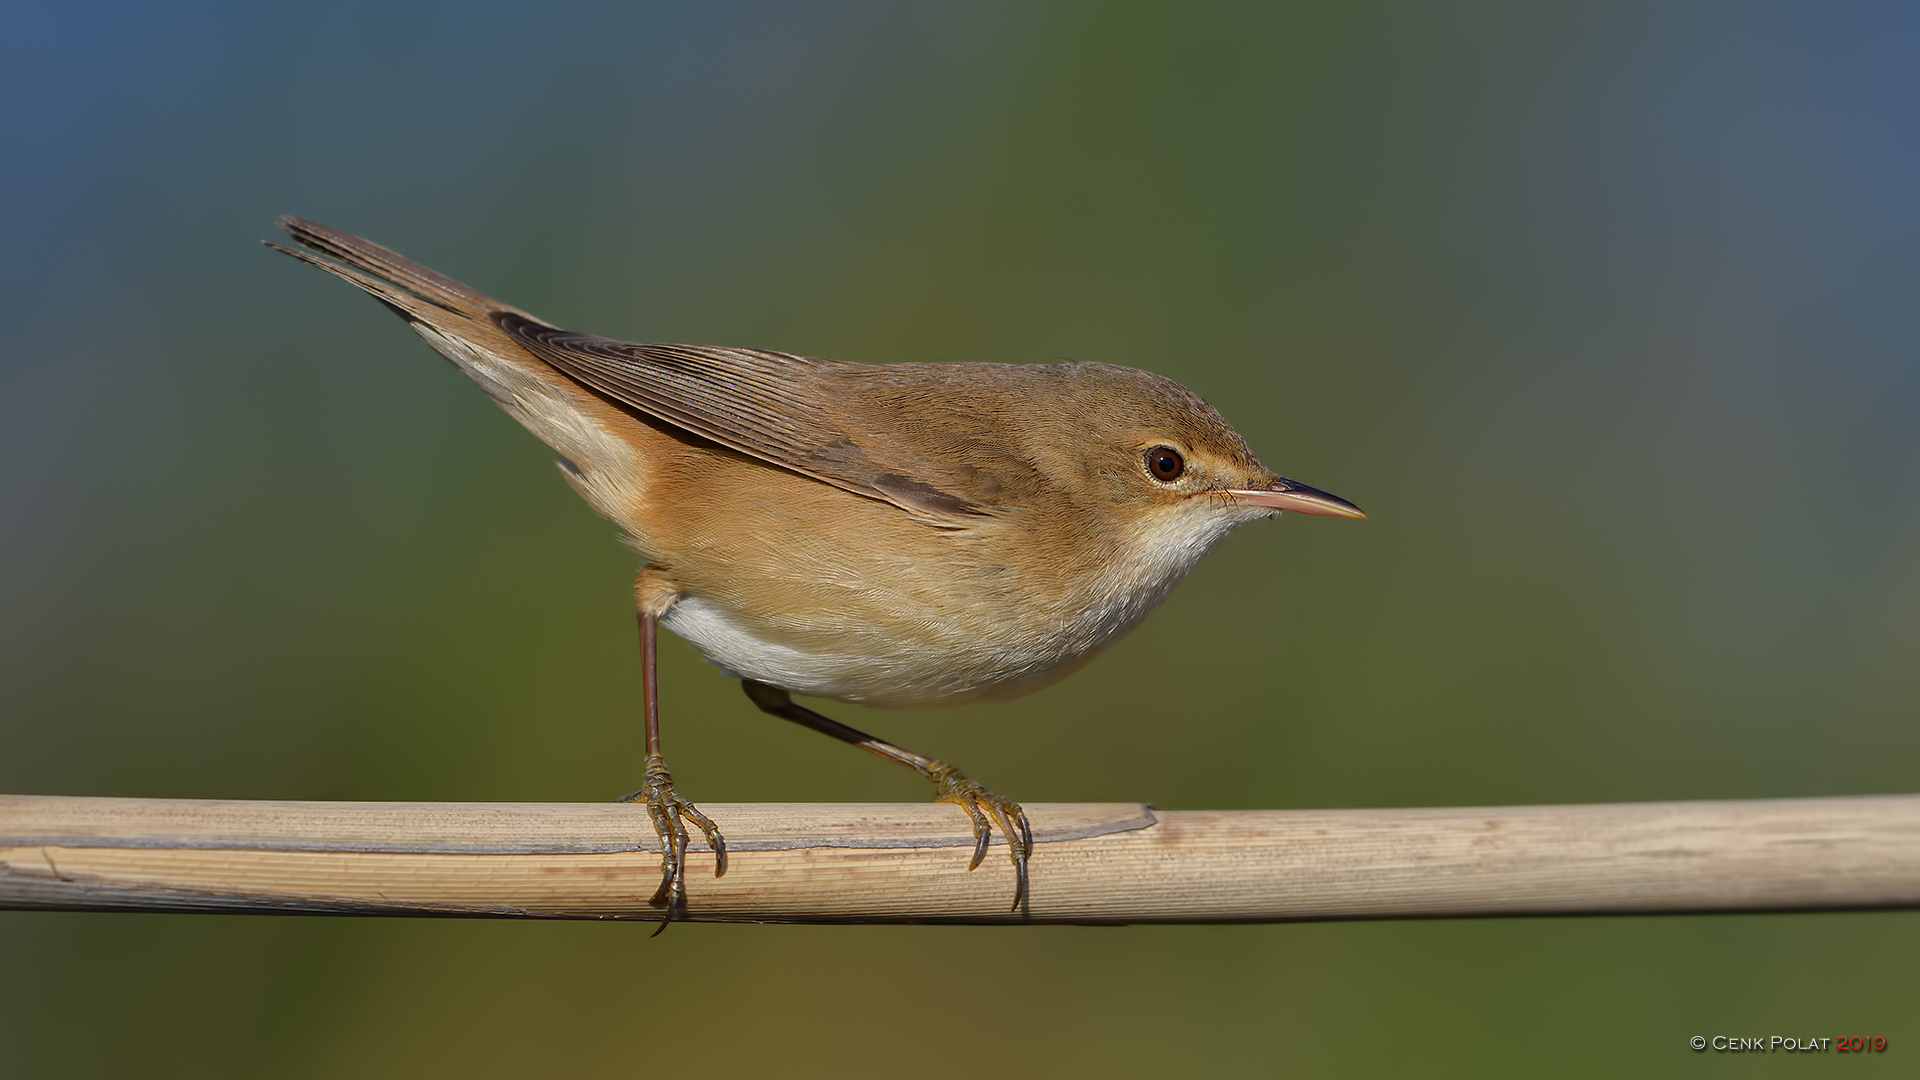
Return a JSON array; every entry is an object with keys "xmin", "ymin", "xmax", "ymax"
[{"xmin": 495, "ymin": 313, "xmax": 986, "ymax": 519}]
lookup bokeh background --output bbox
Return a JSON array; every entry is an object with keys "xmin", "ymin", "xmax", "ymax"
[{"xmin": 4, "ymin": 2, "xmax": 1918, "ymax": 1076}]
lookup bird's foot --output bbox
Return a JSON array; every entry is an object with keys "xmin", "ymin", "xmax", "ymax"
[
  {"xmin": 619, "ymin": 753, "xmax": 727, "ymax": 931},
  {"xmin": 925, "ymin": 762, "xmax": 1032, "ymax": 915}
]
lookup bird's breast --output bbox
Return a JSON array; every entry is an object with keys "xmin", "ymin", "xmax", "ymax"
[{"xmin": 653, "ymin": 506, "xmax": 1245, "ymax": 708}]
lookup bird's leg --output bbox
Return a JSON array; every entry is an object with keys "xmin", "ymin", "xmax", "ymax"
[
  {"xmin": 618, "ymin": 572, "xmax": 726, "ymax": 931},
  {"xmin": 740, "ymin": 680, "xmax": 1032, "ymax": 915}
]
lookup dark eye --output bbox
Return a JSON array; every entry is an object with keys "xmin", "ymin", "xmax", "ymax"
[{"xmin": 1145, "ymin": 446, "xmax": 1185, "ymax": 482}]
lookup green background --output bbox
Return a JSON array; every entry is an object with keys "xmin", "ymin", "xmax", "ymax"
[{"xmin": 4, "ymin": 2, "xmax": 1917, "ymax": 1075}]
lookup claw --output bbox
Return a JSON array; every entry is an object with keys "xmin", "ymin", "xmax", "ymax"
[
  {"xmin": 969, "ymin": 825, "xmax": 991, "ymax": 872},
  {"xmin": 619, "ymin": 753, "xmax": 726, "ymax": 931},
  {"xmin": 927, "ymin": 762, "xmax": 1033, "ymax": 916},
  {"xmin": 957, "ymin": 797, "xmax": 992, "ymax": 870},
  {"xmin": 680, "ymin": 801, "xmax": 729, "ymax": 878},
  {"xmin": 983, "ymin": 801, "xmax": 1030, "ymax": 913}
]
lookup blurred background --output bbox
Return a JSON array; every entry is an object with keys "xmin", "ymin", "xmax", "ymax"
[{"xmin": 3, "ymin": 1, "xmax": 1917, "ymax": 1075}]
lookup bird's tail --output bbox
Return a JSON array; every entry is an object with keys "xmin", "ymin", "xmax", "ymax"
[{"xmin": 266, "ymin": 216, "xmax": 518, "ymax": 328}]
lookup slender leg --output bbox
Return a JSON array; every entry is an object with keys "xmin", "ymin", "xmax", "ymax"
[
  {"xmin": 741, "ymin": 680, "xmax": 1033, "ymax": 915},
  {"xmin": 618, "ymin": 575, "xmax": 725, "ymax": 930}
]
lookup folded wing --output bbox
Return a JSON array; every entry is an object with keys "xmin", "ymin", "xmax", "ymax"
[{"xmin": 495, "ymin": 314, "xmax": 989, "ymax": 521}]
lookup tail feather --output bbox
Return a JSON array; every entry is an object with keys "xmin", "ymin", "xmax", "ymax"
[
  {"xmin": 266, "ymin": 216, "xmax": 511, "ymax": 326},
  {"xmin": 270, "ymin": 216, "xmax": 662, "ymax": 532}
]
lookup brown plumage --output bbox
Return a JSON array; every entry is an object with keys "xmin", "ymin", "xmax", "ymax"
[{"xmin": 270, "ymin": 216, "xmax": 1362, "ymax": 918}]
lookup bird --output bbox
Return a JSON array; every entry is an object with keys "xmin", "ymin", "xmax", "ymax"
[{"xmin": 269, "ymin": 217, "xmax": 1364, "ymax": 921}]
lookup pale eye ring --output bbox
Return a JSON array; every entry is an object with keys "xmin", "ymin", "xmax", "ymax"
[{"xmin": 1145, "ymin": 446, "xmax": 1185, "ymax": 482}]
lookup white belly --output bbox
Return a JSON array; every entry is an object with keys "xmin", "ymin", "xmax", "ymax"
[
  {"xmin": 662, "ymin": 595, "xmax": 878, "ymax": 702},
  {"xmin": 661, "ymin": 594, "xmax": 1005, "ymax": 706}
]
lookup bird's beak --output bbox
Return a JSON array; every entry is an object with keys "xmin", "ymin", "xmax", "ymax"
[{"xmin": 1220, "ymin": 478, "xmax": 1366, "ymax": 518}]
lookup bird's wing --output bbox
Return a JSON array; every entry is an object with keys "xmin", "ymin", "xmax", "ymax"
[{"xmin": 493, "ymin": 313, "xmax": 988, "ymax": 521}]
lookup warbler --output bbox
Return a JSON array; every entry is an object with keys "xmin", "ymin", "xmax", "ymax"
[{"xmin": 271, "ymin": 218, "xmax": 1363, "ymax": 919}]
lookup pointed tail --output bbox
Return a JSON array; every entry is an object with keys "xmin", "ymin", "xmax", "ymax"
[{"xmin": 266, "ymin": 216, "xmax": 517, "ymax": 327}]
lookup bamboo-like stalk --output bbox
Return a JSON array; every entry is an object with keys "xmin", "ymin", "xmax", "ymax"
[{"xmin": 3, "ymin": 793, "xmax": 1917, "ymax": 924}]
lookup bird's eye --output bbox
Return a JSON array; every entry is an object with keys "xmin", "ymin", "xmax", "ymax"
[{"xmin": 1145, "ymin": 446, "xmax": 1185, "ymax": 482}]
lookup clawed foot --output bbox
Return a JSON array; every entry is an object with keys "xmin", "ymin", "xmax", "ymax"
[
  {"xmin": 926, "ymin": 762, "xmax": 1033, "ymax": 915},
  {"xmin": 619, "ymin": 753, "xmax": 727, "ymax": 930}
]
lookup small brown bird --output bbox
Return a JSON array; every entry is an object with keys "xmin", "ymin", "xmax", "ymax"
[{"xmin": 270, "ymin": 218, "xmax": 1363, "ymax": 919}]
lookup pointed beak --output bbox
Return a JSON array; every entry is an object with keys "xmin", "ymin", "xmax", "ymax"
[{"xmin": 1220, "ymin": 478, "xmax": 1366, "ymax": 518}]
